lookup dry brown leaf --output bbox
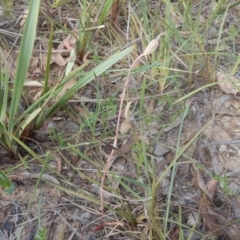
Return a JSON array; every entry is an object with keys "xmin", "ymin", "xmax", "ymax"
[
  {"xmin": 41, "ymin": 37, "xmax": 67, "ymax": 69},
  {"xmin": 206, "ymin": 145, "xmax": 223, "ymax": 175},
  {"xmin": 51, "ymin": 152, "xmax": 62, "ymax": 174},
  {"xmin": 29, "ymin": 56, "xmax": 39, "ymax": 70},
  {"xmin": 42, "ymin": 52, "xmax": 66, "ymax": 70},
  {"xmin": 73, "ymin": 105, "xmax": 90, "ymax": 118},
  {"xmin": 124, "ymin": 101, "xmax": 134, "ymax": 120},
  {"xmin": 120, "ymin": 101, "xmax": 135, "ymax": 134},
  {"xmin": 63, "ymin": 39, "xmax": 74, "ymax": 51},
  {"xmin": 200, "ymin": 201, "xmax": 240, "ymax": 239},
  {"xmin": 32, "ymin": 67, "xmax": 42, "ymax": 76},
  {"xmin": 171, "ymin": 227, "xmax": 179, "ymax": 240},
  {"xmin": 110, "ymin": 141, "xmax": 132, "ymax": 164},
  {"xmin": 195, "ymin": 163, "xmax": 240, "ymax": 239},
  {"xmin": 119, "ymin": 141, "xmax": 132, "ymax": 154},
  {"xmin": 20, "ymin": 9, "xmax": 28, "ymax": 27},
  {"xmin": 51, "ymin": 52, "xmax": 66, "ymax": 66},
  {"xmin": 120, "ymin": 119, "xmax": 133, "ymax": 134},
  {"xmin": 200, "ymin": 204, "xmax": 225, "ymax": 237},
  {"xmin": 58, "ymin": 31, "xmax": 78, "ymax": 50},
  {"xmin": 206, "ymin": 179, "xmax": 218, "ymax": 198},
  {"xmin": 192, "ymin": 164, "xmax": 213, "ymax": 200},
  {"xmin": 54, "ymin": 77, "xmax": 76, "ymax": 100},
  {"xmin": 216, "ymin": 70, "xmax": 240, "ymax": 96},
  {"xmin": 69, "ymin": 154, "xmax": 78, "ymax": 169},
  {"xmin": 113, "ymin": 157, "xmax": 126, "ymax": 172},
  {"xmin": 33, "ymin": 89, "xmax": 43, "ymax": 101}
]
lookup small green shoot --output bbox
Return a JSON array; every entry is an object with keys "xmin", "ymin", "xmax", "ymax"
[
  {"xmin": 0, "ymin": 171, "xmax": 16, "ymax": 194},
  {"xmin": 214, "ymin": 174, "xmax": 234, "ymax": 196},
  {"xmin": 34, "ymin": 191, "xmax": 47, "ymax": 240}
]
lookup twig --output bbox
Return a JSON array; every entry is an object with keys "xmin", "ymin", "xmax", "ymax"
[{"xmin": 201, "ymin": 139, "xmax": 240, "ymax": 148}]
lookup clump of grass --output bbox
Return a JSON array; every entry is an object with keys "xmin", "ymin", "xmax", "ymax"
[
  {"xmin": 76, "ymin": 0, "xmax": 115, "ymax": 61},
  {"xmin": 0, "ymin": 0, "xmax": 133, "ymax": 158}
]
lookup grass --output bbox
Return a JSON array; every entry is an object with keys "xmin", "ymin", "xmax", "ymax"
[{"xmin": 1, "ymin": 0, "xmax": 240, "ymax": 239}]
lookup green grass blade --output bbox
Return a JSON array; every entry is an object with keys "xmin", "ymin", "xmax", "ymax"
[
  {"xmin": 15, "ymin": 62, "xmax": 89, "ymax": 127},
  {"xmin": 0, "ymin": 171, "xmax": 11, "ymax": 188},
  {"xmin": 0, "ymin": 122, "xmax": 12, "ymax": 153},
  {"xmin": 98, "ymin": 0, "xmax": 114, "ymax": 25},
  {"xmin": 44, "ymin": 46, "xmax": 133, "ymax": 121},
  {"xmin": 0, "ymin": 59, "xmax": 3, "ymax": 111},
  {"xmin": 15, "ymin": 107, "xmax": 42, "ymax": 138},
  {"xmin": 8, "ymin": 0, "xmax": 40, "ymax": 132},
  {"xmin": 0, "ymin": 72, "xmax": 9, "ymax": 123}
]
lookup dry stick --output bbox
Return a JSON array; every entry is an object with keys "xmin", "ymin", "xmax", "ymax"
[{"xmin": 100, "ymin": 32, "xmax": 166, "ymax": 218}]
